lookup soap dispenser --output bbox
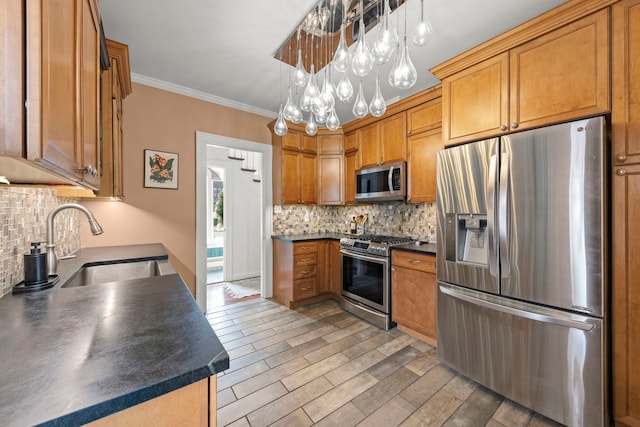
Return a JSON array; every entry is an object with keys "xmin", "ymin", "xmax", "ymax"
[{"xmin": 24, "ymin": 242, "xmax": 48, "ymax": 285}]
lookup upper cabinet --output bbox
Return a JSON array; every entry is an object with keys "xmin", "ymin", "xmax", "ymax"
[
  {"xmin": 282, "ymin": 131, "xmax": 317, "ymax": 154},
  {"xmin": 439, "ymin": 9, "xmax": 610, "ymax": 146},
  {"xmin": 98, "ymin": 39, "xmax": 132, "ymax": 199},
  {"xmin": 273, "ymin": 128, "xmax": 317, "ymax": 205},
  {"xmin": 358, "ymin": 112, "xmax": 407, "ymax": 168},
  {"xmin": 317, "ymin": 133, "xmax": 344, "ymax": 205},
  {"xmin": 27, "ymin": 0, "xmax": 102, "ymax": 188},
  {"xmin": 0, "ymin": 0, "xmax": 101, "ymax": 189},
  {"xmin": 611, "ymin": 1, "xmax": 640, "ymax": 425}
]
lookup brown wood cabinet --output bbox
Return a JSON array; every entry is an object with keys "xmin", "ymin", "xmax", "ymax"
[
  {"xmin": 357, "ymin": 112, "xmax": 407, "ymax": 168},
  {"xmin": 344, "ymin": 131, "xmax": 358, "ymax": 153},
  {"xmin": 317, "ymin": 133, "xmax": 344, "ymax": 205},
  {"xmin": 282, "ymin": 131, "xmax": 317, "ymax": 153},
  {"xmin": 407, "ymin": 127, "xmax": 443, "ymax": 203},
  {"xmin": 85, "ymin": 376, "xmax": 217, "ymax": 427},
  {"xmin": 440, "ymin": 9, "xmax": 610, "ymax": 146},
  {"xmin": 345, "ymin": 151, "xmax": 357, "ymax": 205},
  {"xmin": 273, "ymin": 240, "xmax": 320, "ymax": 307},
  {"xmin": 1, "ymin": 1, "xmax": 23, "ymax": 156},
  {"xmin": 97, "ymin": 39, "xmax": 131, "ymax": 199},
  {"xmin": 24, "ymin": 0, "xmax": 102, "ymax": 189},
  {"xmin": 406, "ymin": 96, "xmax": 443, "ymax": 204},
  {"xmin": 612, "ymin": 1, "xmax": 640, "ymax": 424},
  {"xmin": 391, "ymin": 250, "xmax": 437, "ymax": 345},
  {"xmin": 273, "ymin": 129, "xmax": 317, "ymax": 205}
]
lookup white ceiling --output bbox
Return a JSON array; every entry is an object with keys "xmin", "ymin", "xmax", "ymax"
[{"xmin": 100, "ymin": 0, "xmax": 567, "ymax": 125}]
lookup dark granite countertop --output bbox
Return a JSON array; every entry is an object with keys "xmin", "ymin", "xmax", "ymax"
[
  {"xmin": 0, "ymin": 244, "xmax": 229, "ymax": 427},
  {"xmin": 392, "ymin": 241, "xmax": 437, "ymax": 255},
  {"xmin": 272, "ymin": 232, "xmax": 345, "ymax": 242}
]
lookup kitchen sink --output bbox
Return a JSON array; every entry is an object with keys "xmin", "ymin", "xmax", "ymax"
[{"xmin": 61, "ymin": 259, "xmax": 174, "ymax": 288}]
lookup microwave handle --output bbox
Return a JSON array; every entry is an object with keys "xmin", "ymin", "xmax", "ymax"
[{"xmin": 388, "ymin": 166, "xmax": 394, "ymax": 192}]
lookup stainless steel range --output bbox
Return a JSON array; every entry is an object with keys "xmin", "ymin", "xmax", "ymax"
[{"xmin": 340, "ymin": 234, "xmax": 414, "ymax": 330}]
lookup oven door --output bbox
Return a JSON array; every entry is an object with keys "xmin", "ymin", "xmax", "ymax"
[{"xmin": 341, "ymin": 249, "xmax": 389, "ymax": 314}]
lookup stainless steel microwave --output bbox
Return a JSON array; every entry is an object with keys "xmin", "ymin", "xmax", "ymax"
[{"xmin": 355, "ymin": 161, "xmax": 406, "ymax": 202}]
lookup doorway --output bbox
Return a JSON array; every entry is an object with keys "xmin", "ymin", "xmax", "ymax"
[{"xmin": 195, "ymin": 131, "xmax": 273, "ymax": 313}]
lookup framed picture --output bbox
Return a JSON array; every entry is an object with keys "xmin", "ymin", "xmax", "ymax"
[{"xmin": 144, "ymin": 149, "xmax": 179, "ymax": 189}]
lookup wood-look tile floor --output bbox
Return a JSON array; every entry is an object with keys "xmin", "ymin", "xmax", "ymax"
[{"xmin": 207, "ymin": 298, "xmax": 564, "ymax": 427}]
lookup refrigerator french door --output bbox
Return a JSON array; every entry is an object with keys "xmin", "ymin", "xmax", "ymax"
[{"xmin": 436, "ymin": 117, "xmax": 607, "ymax": 427}]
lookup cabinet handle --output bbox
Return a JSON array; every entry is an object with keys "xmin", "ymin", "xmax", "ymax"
[
  {"xmin": 616, "ymin": 169, "xmax": 627, "ymax": 176},
  {"xmin": 408, "ymin": 259, "xmax": 421, "ymax": 264},
  {"xmin": 301, "ymin": 286, "xmax": 311, "ymax": 291},
  {"xmin": 300, "ymin": 246, "xmax": 311, "ymax": 250},
  {"xmin": 300, "ymin": 258, "xmax": 311, "ymax": 262},
  {"xmin": 511, "ymin": 123, "xmax": 519, "ymax": 129},
  {"xmin": 300, "ymin": 270, "xmax": 310, "ymax": 275},
  {"xmin": 617, "ymin": 155, "xmax": 627, "ymax": 162},
  {"xmin": 407, "ymin": 130, "xmax": 412, "ymax": 135},
  {"xmin": 391, "ymin": 267, "xmax": 395, "ymax": 272},
  {"xmin": 500, "ymin": 125, "xmax": 507, "ymax": 131},
  {"xmin": 79, "ymin": 165, "xmax": 98, "ymax": 177}
]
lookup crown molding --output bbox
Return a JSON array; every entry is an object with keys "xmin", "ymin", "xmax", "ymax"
[{"xmin": 130, "ymin": 73, "xmax": 278, "ymax": 119}]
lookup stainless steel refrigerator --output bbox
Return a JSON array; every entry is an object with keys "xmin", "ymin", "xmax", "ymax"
[{"xmin": 436, "ymin": 116, "xmax": 607, "ymax": 427}]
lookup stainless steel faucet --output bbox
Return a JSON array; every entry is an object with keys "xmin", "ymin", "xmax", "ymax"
[{"xmin": 46, "ymin": 203, "xmax": 104, "ymax": 276}]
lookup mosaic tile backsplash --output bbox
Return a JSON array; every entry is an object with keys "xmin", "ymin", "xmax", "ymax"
[
  {"xmin": 272, "ymin": 202, "xmax": 437, "ymax": 242},
  {"xmin": 0, "ymin": 187, "xmax": 81, "ymax": 297}
]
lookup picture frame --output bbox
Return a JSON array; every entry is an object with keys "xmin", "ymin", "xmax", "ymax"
[{"xmin": 144, "ymin": 149, "xmax": 179, "ymax": 189}]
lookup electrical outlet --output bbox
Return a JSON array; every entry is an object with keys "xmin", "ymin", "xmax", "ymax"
[
  {"xmin": 304, "ymin": 210, "xmax": 310, "ymax": 222},
  {"xmin": 273, "ymin": 205, "xmax": 282, "ymax": 214}
]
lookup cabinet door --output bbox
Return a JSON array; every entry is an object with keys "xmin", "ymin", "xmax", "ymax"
[
  {"xmin": 299, "ymin": 152, "xmax": 316, "ymax": 204},
  {"xmin": 282, "ymin": 131, "xmax": 301, "ymax": 151},
  {"xmin": 391, "ymin": 265, "xmax": 437, "ymax": 340},
  {"xmin": 510, "ymin": 9, "xmax": 609, "ymax": 132},
  {"xmin": 407, "ymin": 98, "xmax": 442, "ymax": 136},
  {"xmin": 317, "ymin": 134, "xmax": 343, "ymax": 155},
  {"xmin": 0, "ymin": 0, "xmax": 23, "ymax": 156},
  {"xmin": 408, "ymin": 128, "xmax": 443, "ymax": 203},
  {"xmin": 380, "ymin": 112, "xmax": 407, "ymax": 164},
  {"xmin": 345, "ymin": 151, "xmax": 357, "ymax": 205},
  {"xmin": 612, "ymin": 3, "xmax": 640, "ymax": 424},
  {"xmin": 281, "ymin": 150, "xmax": 300, "ymax": 204},
  {"xmin": 80, "ymin": 0, "xmax": 100, "ymax": 188},
  {"xmin": 442, "ymin": 52, "xmax": 509, "ymax": 145},
  {"xmin": 301, "ymin": 134, "xmax": 317, "ymax": 153},
  {"xmin": 612, "ymin": 163, "xmax": 640, "ymax": 425},
  {"xmin": 317, "ymin": 155, "xmax": 344, "ymax": 205},
  {"xmin": 317, "ymin": 240, "xmax": 329, "ymax": 294},
  {"xmin": 344, "ymin": 131, "xmax": 358, "ymax": 153},
  {"xmin": 37, "ymin": 0, "xmax": 83, "ymax": 179},
  {"xmin": 358, "ymin": 122, "xmax": 381, "ymax": 168},
  {"xmin": 613, "ymin": 0, "xmax": 640, "ymax": 167}
]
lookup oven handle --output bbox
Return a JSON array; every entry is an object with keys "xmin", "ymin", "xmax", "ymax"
[{"xmin": 341, "ymin": 250, "xmax": 389, "ymax": 265}]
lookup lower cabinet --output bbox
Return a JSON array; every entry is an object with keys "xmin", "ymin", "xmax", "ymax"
[
  {"xmin": 273, "ymin": 239, "xmax": 342, "ymax": 307},
  {"xmin": 391, "ymin": 250, "xmax": 437, "ymax": 345},
  {"xmin": 85, "ymin": 376, "xmax": 217, "ymax": 427}
]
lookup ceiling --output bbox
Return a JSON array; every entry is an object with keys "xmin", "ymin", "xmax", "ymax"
[{"xmin": 100, "ymin": 0, "xmax": 568, "ymax": 125}]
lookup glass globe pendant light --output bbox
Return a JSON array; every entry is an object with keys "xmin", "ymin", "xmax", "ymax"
[
  {"xmin": 293, "ymin": 29, "xmax": 307, "ymax": 87},
  {"xmin": 336, "ymin": 72, "xmax": 354, "ymax": 102},
  {"xmin": 372, "ymin": 0, "xmax": 398, "ymax": 65},
  {"xmin": 300, "ymin": 64, "xmax": 319, "ymax": 112},
  {"xmin": 389, "ymin": 6, "xmax": 417, "ymax": 90},
  {"xmin": 369, "ymin": 68, "xmax": 386, "ymax": 117},
  {"xmin": 412, "ymin": 0, "xmax": 433, "ymax": 47},
  {"xmin": 305, "ymin": 112, "xmax": 318, "ymax": 136},
  {"xmin": 352, "ymin": 81, "xmax": 369, "ymax": 118},
  {"xmin": 274, "ymin": 104, "xmax": 288, "ymax": 136},
  {"xmin": 332, "ymin": 3, "xmax": 351, "ymax": 74},
  {"xmin": 326, "ymin": 107, "xmax": 340, "ymax": 131},
  {"xmin": 283, "ymin": 86, "xmax": 296, "ymax": 121},
  {"xmin": 351, "ymin": 0, "xmax": 373, "ymax": 77}
]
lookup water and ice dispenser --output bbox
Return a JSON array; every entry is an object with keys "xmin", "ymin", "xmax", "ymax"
[{"xmin": 444, "ymin": 213, "xmax": 488, "ymax": 266}]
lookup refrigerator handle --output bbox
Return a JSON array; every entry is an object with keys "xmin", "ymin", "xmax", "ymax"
[
  {"xmin": 487, "ymin": 154, "xmax": 498, "ymax": 277},
  {"xmin": 499, "ymin": 152, "xmax": 511, "ymax": 278},
  {"xmin": 439, "ymin": 285, "xmax": 595, "ymax": 331}
]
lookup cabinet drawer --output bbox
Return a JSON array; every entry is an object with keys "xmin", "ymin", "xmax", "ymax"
[
  {"xmin": 294, "ymin": 252, "xmax": 317, "ymax": 267},
  {"xmin": 294, "ymin": 264, "xmax": 318, "ymax": 280},
  {"xmin": 294, "ymin": 242, "xmax": 318, "ymax": 255},
  {"xmin": 293, "ymin": 277, "xmax": 317, "ymax": 300},
  {"xmin": 392, "ymin": 251, "xmax": 436, "ymax": 273}
]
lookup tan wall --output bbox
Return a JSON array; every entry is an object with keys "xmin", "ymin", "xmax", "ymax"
[{"xmin": 81, "ymin": 83, "xmax": 273, "ymax": 295}]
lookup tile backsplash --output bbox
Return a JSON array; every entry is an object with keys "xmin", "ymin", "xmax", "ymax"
[
  {"xmin": 273, "ymin": 202, "xmax": 436, "ymax": 242},
  {"xmin": 0, "ymin": 187, "xmax": 81, "ymax": 296}
]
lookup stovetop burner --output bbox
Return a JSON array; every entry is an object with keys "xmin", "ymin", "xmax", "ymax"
[{"xmin": 340, "ymin": 234, "xmax": 415, "ymax": 256}]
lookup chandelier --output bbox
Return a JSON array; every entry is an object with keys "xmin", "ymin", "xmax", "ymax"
[{"xmin": 273, "ymin": 0, "xmax": 433, "ymax": 136}]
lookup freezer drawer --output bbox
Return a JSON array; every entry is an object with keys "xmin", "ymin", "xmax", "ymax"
[{"xmin": 437, "ymin": 283, "xmax": 606, "ymax": 427}]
